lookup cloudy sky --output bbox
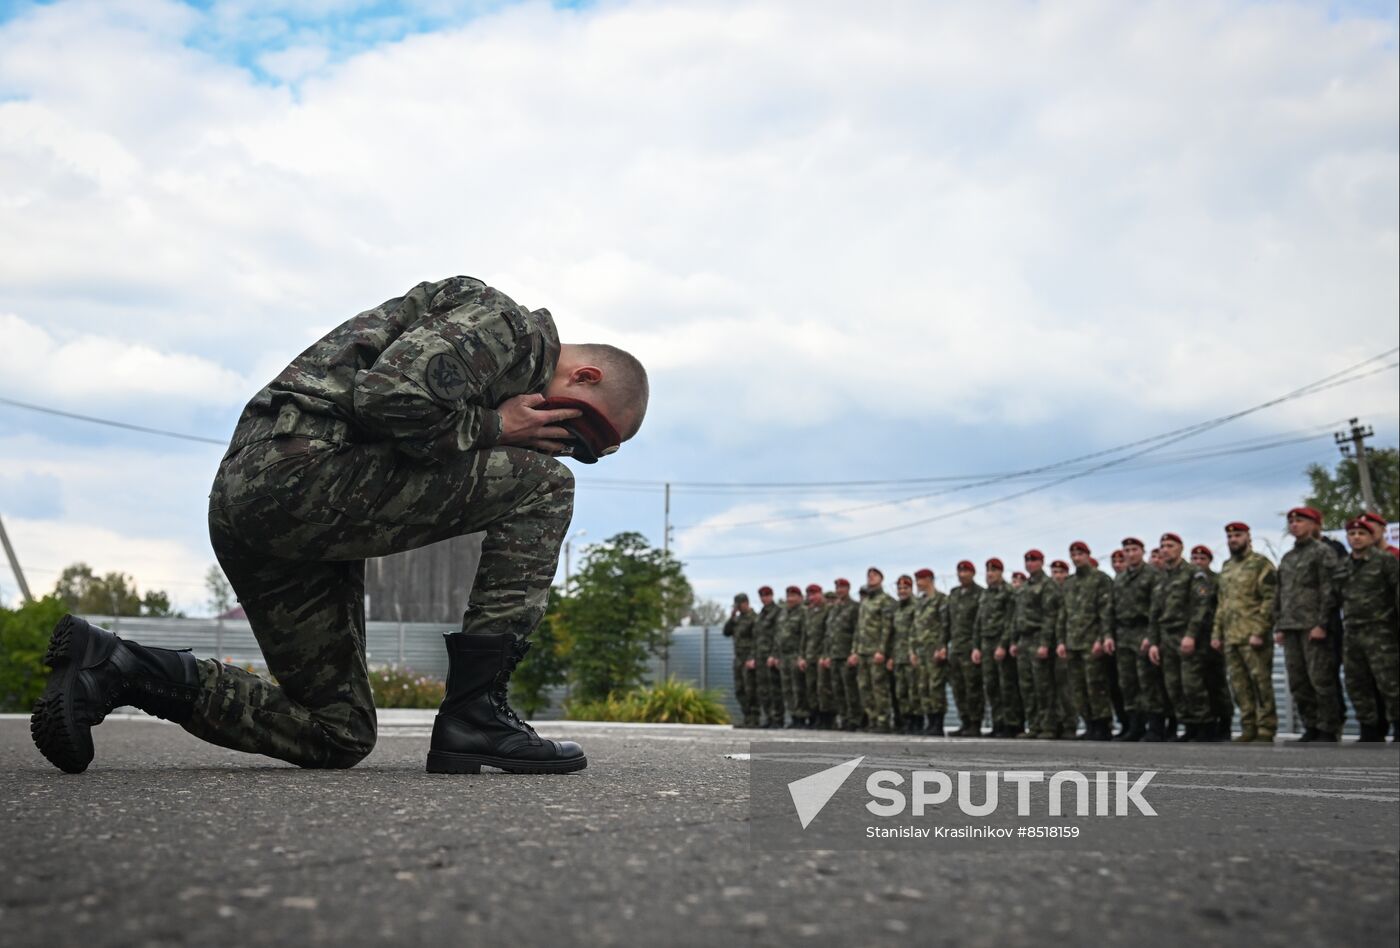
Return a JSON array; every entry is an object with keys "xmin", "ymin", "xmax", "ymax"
[{"xmin": 0, "ymin": 0, "xmax": 1396, "ymax": 614}]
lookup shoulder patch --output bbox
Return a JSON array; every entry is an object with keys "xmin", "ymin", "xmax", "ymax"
[{"xmin": 426, "ymin": 351, "xmax": 470, "ymax": 402}]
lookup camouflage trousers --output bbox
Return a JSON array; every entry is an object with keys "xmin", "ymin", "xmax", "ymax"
[
  {"xmin": 1032, "ymin": 651, "xmax": 1075, "ymax": 735},
  {"xmin": 1114, "ymin": 628, "xmax": 1144, "ymax": 713},
  {"xmin": 1281, "ymin": 628, "xmax": 1341, "ymax": 734},
  {"xmin": 804, "ymin": 659, "xmax": 828, "ymax": 714},
  {"xmin": 949, "ymin": 648, "xmax": 984, "ymax": 729},
  {"xmin": 1225, "ymin": 640, "xmax": 1276, "ymax": 736},
  {"xmin": 856, "ymin": 656, "xmax": 892, "ymax": 728},
  {"xmin": 918, "ymin": 659, "xmax": 949, "ymax": 714},
  {"xmin": 733, "ymin": 659, "xmax": 759, "ymax": 725},
  {"xmin": 894, "ymin": 664, "xmax": 919, "ymax": 718},
  {"xmin": 780, "ymin": 659, "xmax": 806, "ymax": 720},
  {"xmin": 994, "ymin": 653, "xmax": 1022, "ymax": 727},
  {"xmin": 189, "ymin": 437, "xmax": 573, "ymax": 769},
  {"xmin": 838, "ymin": 660, "xmax": 862, "ymax": 724},
  {"xmin": 1137, "ymin": 643, "xmax": 1171, "ymax": 716},
  {"xmin": 1343, "ymin": 623, "xmax": 1400, "ymax": 727},
  {"xmin": 759, "ymin": 663, "xmax": 784, "ymax": 722},
  {"xmin": 1066, "ymin": 649, "xmax": 1112, "ymax": 724},
  {"xmin": 1014, "ymin": 638, "xmax": 1039, "ymax": 729},
  {"xmin": 979, "ymin": 652, "xmax": 1002, "ymax": 726},
  {"xmin": 1203, "ymin": 643, "xmax": 1233, "ymax": 724},
  {"xmin": 1159, "ymin": 632, "xmax": 1212, "ymax": 725}
]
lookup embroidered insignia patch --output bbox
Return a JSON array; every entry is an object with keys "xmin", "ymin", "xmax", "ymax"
[{"xmin": 426, "ymin": 351, "xmax": 469, "ymax": 402}]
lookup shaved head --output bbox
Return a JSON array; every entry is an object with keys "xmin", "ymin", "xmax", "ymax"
[{"xmin": 547, "ymin": 343, "xmax": 650, "ymax": 440}]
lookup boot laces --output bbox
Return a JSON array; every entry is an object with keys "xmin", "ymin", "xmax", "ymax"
[{"xmin": 489, "ymin": 639, "xmax": 537, "ymax": 735}]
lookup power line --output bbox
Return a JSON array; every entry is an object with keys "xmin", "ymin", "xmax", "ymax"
[
  {"xmin": 0, "ymin": 395, "xmax": 227, "ymax": 445},
  {"xmin": 682, "ymin": 353, "xmax": 1399, "ymax": 560}
]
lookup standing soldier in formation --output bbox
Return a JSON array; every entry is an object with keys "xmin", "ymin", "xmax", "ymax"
[
  {"xmin": 1111, "ymin": 549, "xmax": 1126, "ymax": 576},
  {"xmin": 723, "ymin": 593, "xmax": 760, "ymax": 728},
  {"xmin": 755, "ymin": 586, "xmax": 785, "ymax": 728},
  {"xmin": 828, "ymin": 579, "xmax": 861, "ymax": 730},
  {"xmin": 1337, "ymin": 515, "xmax": 1399, "ymax": 742},
  {"xmin": 1110, "ymin": 537, "xmax": 1151, "ymax": 741},
  {"xmin": 778, "ymin": 586, "xmax": 807, "ymax": 728},
  {"xmin": 975, "ymin": 558, "xmax": 1021, "ymax": 737},
  {"xmin": 799, "ymin": 583, "xmax": 827, "ymax": 728},
  {"xmin": 891, "ymin": 575, "xmax": 920, "ymax": 732},
  {"xmin": 1213, "ymin": 522, "xmax": 1277, "ymax": 742},
  {"xmin": 1148, "ymin": 533, "xmax": 1213, "ymax": 741},
  {"xmin": 817, "ymin": 590, "xmax": 839, "ymax": 729},
  {"xmin": 1189, "ymin": 544, "xmax": 1232, "ymax": 740},
  {"xmin": 947, "ymin": 561, "xmax": 984, "ymax": 736},
  {"xmin": 852, "ymin": 568, "xmax": 896, "ymax": 732},
  {"xmin": 1275, "ymin": 507, "xmax": 1342, "ymax": 742},
  {"xmin": 913, "ymin": 568, "xmax": 949, "ymax": 736},
  {"xmin": 1360, "ymin": 512, "xmax": 1400, "ymax": 558},
  {"xmin": 1040, "ymin": 560, "xmax": 1077, "ymax": 738},
  {"xmin": 1011, "ymin": 551, "xmax": 1047, "ymax": 739},
  {"xmin": 1059, "ymin": 541, "xmax": 1114, "ymax": 740}
]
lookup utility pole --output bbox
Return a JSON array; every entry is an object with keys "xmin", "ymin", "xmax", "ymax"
[
  {"xmin": 1334, "ymin": 417, "xmax": 1378, "ymax": 512},
  {"xmin": 0, "ymin": 512, "xmax": 33, "ymax": 604},
  {"xmin": 662, "ymin": 483, "xmax": 672, "ymax": 679}
]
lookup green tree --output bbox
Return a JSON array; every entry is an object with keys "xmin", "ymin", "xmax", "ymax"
[
  {"xmin": 510, "ymin": 586, "xmax": 569, "ymax": 716},
  {"xmin": 1303, "ymin": 448, "xmax": 1399, "ymax": 529},
  {"xmin": 54, "ymin": 562, "xmax": 183, "ymax": 618},
  {"xmin": 687, "ymin": 598, "xmax": 728, "ymax": 627},
  {"xmin": 558, "ymin": 532, "xmax": 693, "ymax": 703},
  {"xmin": 0, "ymin": 595, "xmax": 66, "ymax": 712},
  {"xmin": 205, "ymin": 564, "xmax": 234, "ymax": 616}
]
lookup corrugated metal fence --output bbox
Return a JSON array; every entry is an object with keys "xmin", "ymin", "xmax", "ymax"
[{"xmin": 84, "ymin": 617, "xmax": 1362, "ymax": 733}]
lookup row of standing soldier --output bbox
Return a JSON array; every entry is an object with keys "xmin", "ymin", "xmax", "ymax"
[{"xmin": 722, "ymin": 508, "xmax": 1398, "ymax": 742}]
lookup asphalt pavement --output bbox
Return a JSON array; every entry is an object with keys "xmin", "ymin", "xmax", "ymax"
[{"xmin": 2, "ymin": 714, "xmax": 1397, "ymax": 947}]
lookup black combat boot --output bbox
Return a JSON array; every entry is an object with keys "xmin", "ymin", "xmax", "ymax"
[
  {"xmin": 30, "ymin": 614, "xmax": 200, "ymax": 775},
  {"xmin": 1292, "ymin": 726, "xmax": 1319, "ymax": 743},
  {"xmin": 1358, "ymin": 722, "xmax": 1386, "ymax": 743},
  {"xmin": 427, "ymin": 633, "xmax": 585, "ymax": 774},
  {"xmin": 1113, "ymin": 712, "xmax": 1139, "ymax": 742},
  {"xmin": 1173, "ymin": 723, "xmax": 1196, "ymax": 742},
  {"xmin": 1139, "ymin": 713, "xmax": 1163, "ymax": 742},
  {"xmin": 1165, "ymin": 715, "xmax": 1178, "ymax": 740},
  {"xmin": 929, "ymin": 713, "xmax": 945, "ymax": 737},
  {"xmin": 1093, "ymin": 718, "xmax": 1113, "ymax": 741}
]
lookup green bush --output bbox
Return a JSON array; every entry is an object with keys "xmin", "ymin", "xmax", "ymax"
[
  {"xmin": 0, "ymin": 596, "xmax": 67, "ymax": 713},
  {"xmin": 370, "ymin": 666, "xmax": 445, "ymax": 709},
  {"xmin": 565, "ymin": 677, "xmax": 730, "ymax": 725}
]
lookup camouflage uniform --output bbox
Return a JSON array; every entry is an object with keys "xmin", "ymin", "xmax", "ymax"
[
  {"xmin": 975, "ymin": 580, "xmax": 1019, "ymax": 730},
  {"xmin": 1148, "ymin": 559, "xmax": 1211, "ymax": 726},
  {"xmin": 1189, "ymin": 567, "xmax": 1234, "ymax": 729},
  {"xmin": 826, "ymin": 596, "xmax": 861, "ymax": 726},
  {"xmin": 947, "ymin": 582, "xmax": 984, "ymax": 732},
  {"xmin": 1062, "ymin": 564, "xmax": 1114, "ymax": 727},
  {"xmin": 195, "ymin": 276, "xmax": 573, "ymax": 768},
  {"xmin": 1213, "ymin": 549, "xmax": 1278, "ymax": 738},
  {"xmin": 801, "ymin": 599, "xmax": 828, "ymax": 720},
  {"xmin": 914, "ymin": 589, "xmax": 949, "ymax": 716},
  {"xmin": 755, "ymin": 601, "xmax": 785, "ymax": 725},
  {"xmin": 1036, "ymin": 578, "xmax": 1076, "ymax": 736},
  {"xmin": 1336, "ymin": 547, "xmax": 1399, "ymax": 727},
  {"xmin": 1276, "ymin": 537, "xmax": 1342, "ymax": 735},
  {"xmin": 891, "ymin": 596, "xmax": 918, "ymax": 723},
  {"xmin": 723, "ymin": 607, "xmax": 760, "ymax": 727},
  {"xmin": 1115, "ymin": 563, "xmax": 1165, "ymax": 717},
  {"xmin": 1013, "ymin": 571, "xmax": 1046, "ymax": 735},
  {"xmin": 854, "ymin": 585, "xmax": 896, "ymax": 730},
  {"xmin": 777, "ymin": 602, "xmax": 807, "ymax": 722}
]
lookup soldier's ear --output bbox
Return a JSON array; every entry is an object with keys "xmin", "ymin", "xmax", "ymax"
[{"xmin": 570, "ymin": 365, "xmax": 603, "ymax": 386}]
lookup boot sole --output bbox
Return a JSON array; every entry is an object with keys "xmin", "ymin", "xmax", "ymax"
[
  {"xmin": 29, "ymin": 615, "xmax": 93, "ymax": 774},
  {"xmin": 425, "ymin": 750, "xmax": 588, "ymax": 775}
]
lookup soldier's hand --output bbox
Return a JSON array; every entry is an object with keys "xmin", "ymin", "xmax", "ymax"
[
  {"xmin": 847, "ymin": 654, "xmax": 859, "ymax": 667},
  {"xmin": 1211, "ymin": 639, "xmax": 1223, "ymax": 652},
  {"xmin": 1149, "ymin": 645, "xmax": 1161, "ymax": 666},
  {"xmin": 1037, "ymin": 646, "xmax": 1049, "ymax": 660},
  {"xmin": 1056, "ymin": 644, "xmax": 1068, "ymax": 659},
  {"xmin": 971, "ymin": 648, "xmax": 982, "ymax": 665},
  {"xmin": 1103, "ymin": 638, "xmax": 1116, "ymax": 656},
  {"xmin": 797, "ymin": 658, "xmax": 808, "ymax": 671},
  {"xmin": 873, "ymin": 652, "xmax": 885, "ymax": 665},
  {"xmin": 993, "ymin": 646, "xmax": 1006, "ymax": 662},
  {"xmin": 1140, "ymin": 637, "xmax": 1151, "ymax": 654},
  {"xmin": 1308, "ymin": 625, "xmax": 1327, "ymax": 641},
  {"xmin": 768, "ymin": 656, "xmax": 779, "ymax": 668},
  {"xmin": 1180, "ymin": 636, "xmax": 1195, "ymax": 656},
  {"xmin": 745, "ymin": 659, "xmax": 756, "ymax": 670},
  {"xmin": 1273, "ymin": 632, "xmax": 1284, "ymax": 647},
  {"xmin": 910, "ymin": 653, "xmax": 919, "ymax": 667},
  {"xmin": 1249, "ymin": 635, "xmax": 1265, "ymax": 649},
  {"xmin": 497, "ymin": 393, "xmax": 582, "ymax": 453},
  {"xmin": 935, "ymin": 648, "xmax": 948, "ymax": 664},
  {"xmin": 1009, "ymin": 644, "xmax": 1019, "ymax": 658},
  {"xmin": 885, "ymin": 659, "xmax": 894, "ymax": 671},
  {"xmin": 1090, "ymin": 640, "xmax": 1103, "ymax": 657}
]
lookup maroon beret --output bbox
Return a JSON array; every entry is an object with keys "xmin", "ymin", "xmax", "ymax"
[
  {"xmin": 785, "ymin": 585, "xmax": 801, "ymax": 596},
  {"xmin": 1012, "ymin": 571, "xmax": 1027, "ymax": 580},
  {"xmin": 986, "ymin": 557, "xmax": 1004, "ymax": 570},
  {"xmin": 1287, "ymin": 506, "xmax": 1322, "ymax": 525},
  {"xmin": 1111, "ymin": 549, "xmax": 1126, "ymax": 560},
  {"xmin": 914, "ymin": 568, "xmax": 934, "ymax": 580},
  {"xmin": 1224, "ymin": 522, "xmax": 1250, "ymax": 533},
  {"xmin": 867, "ymin": 566, "xmax": 885, "ymax": 579},
  {"xmin": 1346, "ymin": 516, "xmax": 1371, "ymax": 531},
  {"xmin": 1088, "ymin": 557, "xmax": 1098, "ymax": 567},
  {"xmin": 957, "ymin": 560, "xmax": 976, "ymax": 573},
  {"xmin": 1024, "ymin": 549, "xmax": 1044, "ymax": 562},
  {"xmin": 1360, "ymin": 512, "xmax": 1387, "ymax": 529},
  {"xmin": 1069, "ymin": 540, "xmax": 1090, "ymax": 554},
  {"xmin": 757, "ymin": 586, "xmax": 773, "ymax": 596},
  {"xmin": 897, "ymin": 574, "xmax": 913, "ymax": 586},
  {"xmin": 1121, "ymin": 536, "xmax": 1144, "ymax": 548},
  {"xmin": 805, "ymin": 583, "xmax": 823, "ymax": 594},
  {"xmin": 1192, "ymin": 544, "xmax": 1213, "ymax": 559},
  {"xmin": 834, "ymin": 577, "xmax": 851, "ymax": 588},
  {"xmin": 1160, "ymin": 532, "xmax": 1183, "ymax": 545},
  {"xmin": 1050, "ymin": 559, "xmax": 1069, "ymax": 570}
]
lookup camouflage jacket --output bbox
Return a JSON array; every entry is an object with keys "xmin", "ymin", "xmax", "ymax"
[
  {"xmin": 1063, "ymin": 565, "xmax": 1113, "ymax": 650},
  {"xmin": 1016, "ymin": 570, "xmax": 1051, "ymax": 641},
  {"xmin": 722, "ymin": 609, "xmax": 758, "ymax": 662},
  {"xmin": 227, "ymin": 276, "xmax": 559, "ymax": 463},
  {"xmin": 1189, "ymin": 568, "xmax": 1218, "ymax": 642},
  {"xmin": 801, "ymin": 602, "xmax": 828, "ymax": 662},
  {"xmin": 1336, "ymin": 546, "xmax": 1399, "ymax": 632},
  {"xmin": 1112, "ymin": 564, "xmax": 1157, "ymax": 642},
  {"xmin": 1149, "ymin": 559, "xmax": 1195, "ymax": 644},
  {"xmin": 891, "ymin": 597, "xmax": 917, "ymax": 663},
  {"xmin": 1043, "ymin": 580, "xmax": 1067, "ymax": 651},
  {"xmin": 777, "ymin": 603, "xmax": 806, "ymax": 659},
  {"xmin": 755, "ymin": 602, "xmax": 782, "ymax": 659},
  {"xmin": 1275, "ymin": 537, "xmax": 1340, "ymax": 632},
  {"xmin": 854, "ymin": 586, "xmax": 896, "ymax": 657},
  {"xmin": 974, "ymin": 581, "xmax": 1016, "ymax": 651},
  {"xmin": 826, "ymin": 598, "xmax": 860, "ymax": 658},
  {"xmin": 946, "ymin": 582, "xmax": 983, "ymax": 651},
  {"xmin": 1212, "ymin": 551, "xmax": 1277, "ymax": 645},
  {"xmin": 913, "ymin": 590, "xmax": 949, "ymax": 654}
]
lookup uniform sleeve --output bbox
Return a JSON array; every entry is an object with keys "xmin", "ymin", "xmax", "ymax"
[
  {"xmin": 881, "ymin": 601, "xmax": 896, "ymax": 655},
  {"xmin": 1256, "ymin": 562, "xmax": 1278, "ymax": 634},
  {"xmin": 1148, "ymin": 578, "xmax": 1163, "ymax": 647},
  {"xmin": 999, "ymin": 594, "xmax": 1014, "ymax": 650},
  {"xmin": 1272, "ymin": 560, "xmax": 1283, "ymax": 635},
  {"xmin": 1312, "ymin": 545, "xmax": 1340, "ymax": 630},
  {"xmin": 1210, "ymin": 571, "xmax": 1226, "ymax": 642},
  {"xmin": 722, "ymin": 617, "xmax": 736, "ymax": 638},
  {"xmin": 1096, "ymin": 576, "xmax": 1113, "ymax": 643},
  {"xmin": 352, "ymin": 295, "xmax": 532, "ymax": 462}
]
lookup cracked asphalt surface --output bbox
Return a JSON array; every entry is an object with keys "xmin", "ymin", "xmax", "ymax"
[{"xmin": 3, "ymin": 716, "xmax": 1397, "ymax": 947}]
